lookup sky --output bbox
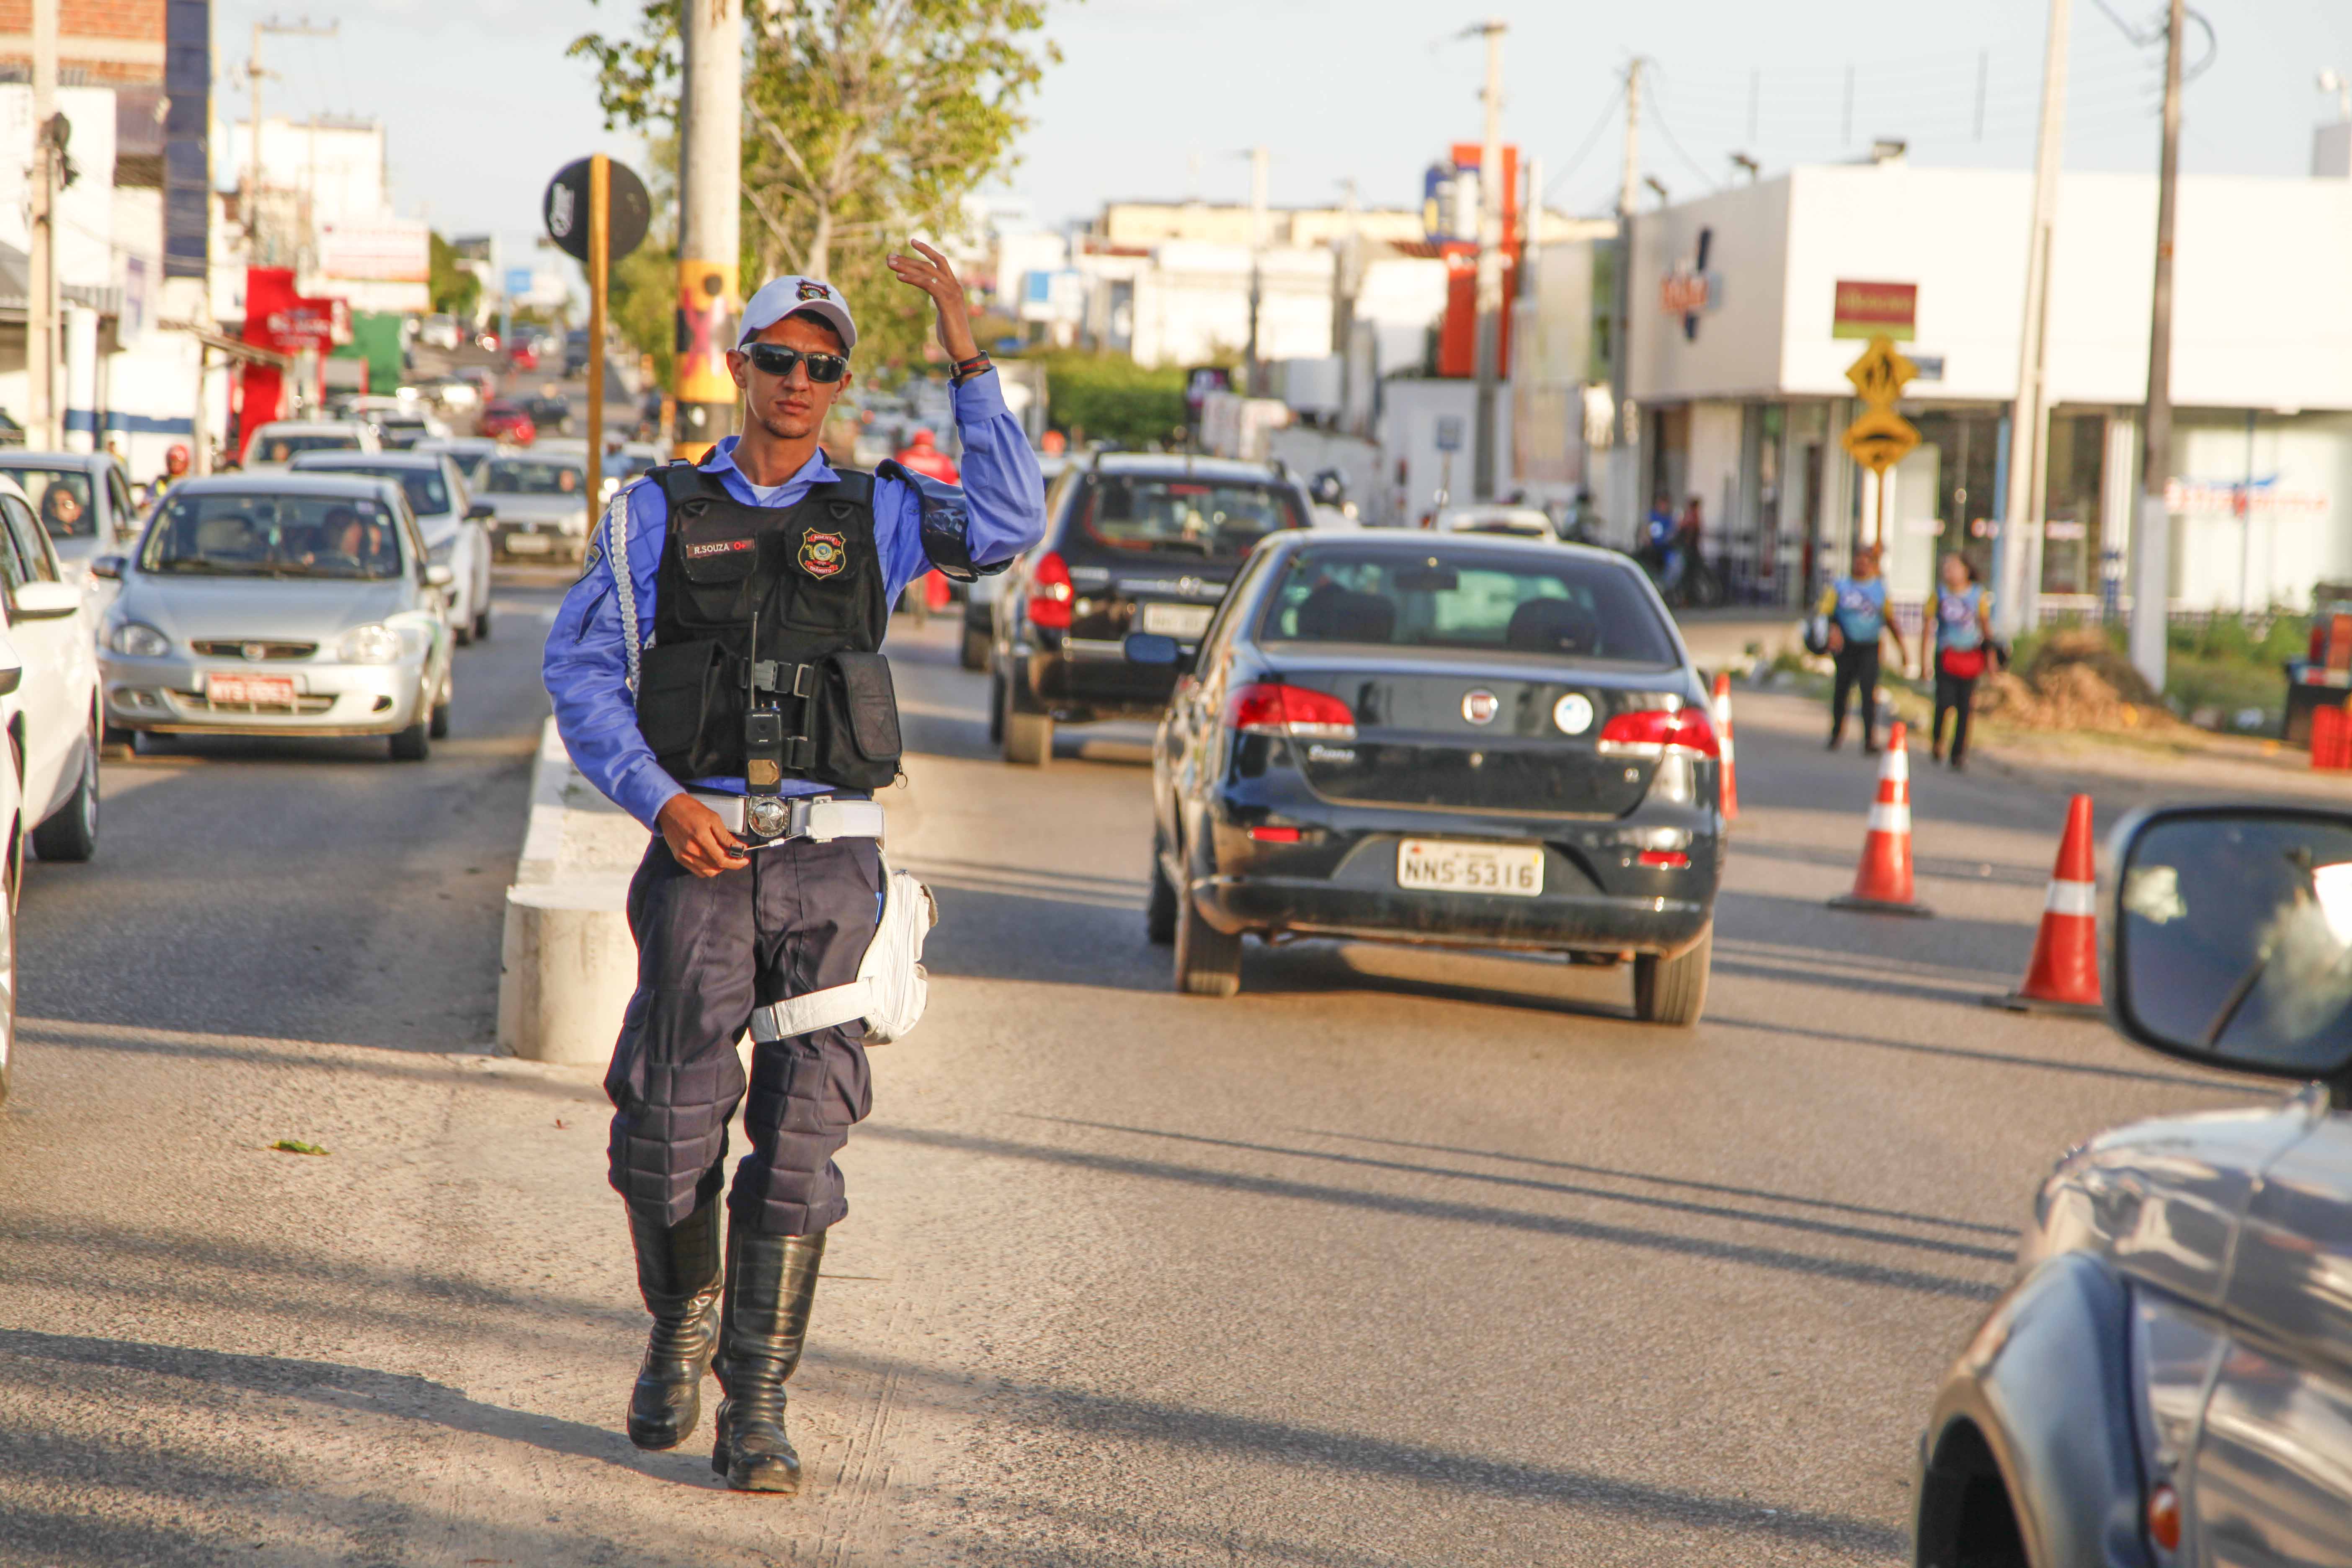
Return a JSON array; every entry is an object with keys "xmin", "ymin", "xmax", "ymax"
[{"xmin": 211, "ymin": 0, "xmax": 2352, "ymax": 269}]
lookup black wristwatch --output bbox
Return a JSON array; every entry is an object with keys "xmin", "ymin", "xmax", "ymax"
[{"xmin": 949, "ymin": 353, "xmax": 992, "ymax": 385}]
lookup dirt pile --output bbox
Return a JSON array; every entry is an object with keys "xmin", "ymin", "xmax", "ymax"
[{"xmin": 1974, "ymin": 629, "xmax": 2181, "ymax": 732}]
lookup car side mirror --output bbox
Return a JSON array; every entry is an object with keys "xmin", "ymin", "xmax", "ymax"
[
  {"xmin": 424, "ymin": 563, "xmax": 455, "ymax": 588},
  {"xmin": 466, "ymin": 501, "xmax": 495, "ymax": 520},
  {"xmin": 11, "ymin": 579, "xmax": 83, "ymax": 621},
  {"xmin": 90, "ymin": 554, "xmax": 124, "ymax": 580},
  {"xmin": 2111, "ymin": 805, "xmax": 2352, "ymax": 1085}
]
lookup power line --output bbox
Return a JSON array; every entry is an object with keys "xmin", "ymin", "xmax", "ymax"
[
  {"xmin": 1643, "ymin": 76, "xmax": 1723, "ymax": 193},
  {"xmin": 1542, "ymin": 82, "xmax": 1625, "ymax": 204}
]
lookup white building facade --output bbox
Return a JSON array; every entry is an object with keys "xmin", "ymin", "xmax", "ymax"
[{"xmin": 1617, "ymin": 161, "xmax": 2352, "ymax": 618}]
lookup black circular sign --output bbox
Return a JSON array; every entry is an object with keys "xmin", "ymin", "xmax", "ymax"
[{"xmin": 542, "ymin": 157, "xmax": 650, "ymax": 265}]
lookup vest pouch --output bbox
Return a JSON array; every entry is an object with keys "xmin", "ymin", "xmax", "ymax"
[
  {"xmin": 811, "ymin": 651, "xmax": 903, "ymax": 789},
  {"xmin": 671, "ymin": 510, "xmax": 764, "ymax": 629},
  {"xmin": 635, "ymin": 638, "xmax": 741, "ymax": 780}
]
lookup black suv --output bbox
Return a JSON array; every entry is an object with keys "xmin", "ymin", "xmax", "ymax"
[{"xmin": 988, "ymin": 453, "xmax": 1314, "ymax": 765}]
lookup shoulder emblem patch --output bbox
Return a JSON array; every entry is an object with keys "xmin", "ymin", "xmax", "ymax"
[{"xmin": 800, "ymin": 529, "xmax": 846, "ymax": 578}]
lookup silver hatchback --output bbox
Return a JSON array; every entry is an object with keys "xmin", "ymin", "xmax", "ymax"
[{"xmin": 95, "ymin": 473, "xmax": 456, "ymax": 760}]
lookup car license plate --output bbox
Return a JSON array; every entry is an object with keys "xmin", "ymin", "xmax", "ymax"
[
  {"xmin": 1396, "ymin": 839, "xmax": 1545, "ymax": 897},
  {"xmin": 505, "ymin": 532, "xmax": 552, "ymax": 555},
  {"xmin": 206, "ymin": 672, "xmax": 298, "ymax": 706},
  {"xmin": 1140, "ymin": 602, "xmax": 1213, "ymax": 639}
]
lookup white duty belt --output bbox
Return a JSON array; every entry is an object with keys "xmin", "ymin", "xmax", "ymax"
[{"xmin": 688, "ymin": 791, "xmax": 885, "ymax": 846}]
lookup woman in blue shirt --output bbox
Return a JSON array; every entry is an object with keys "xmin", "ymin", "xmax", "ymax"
[
  {"xmin": 1816, "ymin": 544, "xmax": 1910, "ymax": 754},
  {"xmin": 1929, "ymin": 553, "xmax": 1994, "ymax": 769}
]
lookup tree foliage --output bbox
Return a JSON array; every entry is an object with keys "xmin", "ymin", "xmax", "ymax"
[
  {"xmin": 427, "ymin": 232, "xmax": 480, "ymax": 319},
  {"xmin": 1027, "ymin": 352, "xmax": 1188, "ymax": 448},
  {"xmin": 570, "ymin": 0, "xmax": 1059, "ymax": 373}
]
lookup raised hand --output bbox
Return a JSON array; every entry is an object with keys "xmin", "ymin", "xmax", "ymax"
[{"xmin": 886, "ymin": 240, "xmax": 980, "ymax": 364}]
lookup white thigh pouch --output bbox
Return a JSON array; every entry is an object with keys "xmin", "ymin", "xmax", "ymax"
[{"xmin": 749, "ymin": 857, "xmax": 940, "ymax": 1046}]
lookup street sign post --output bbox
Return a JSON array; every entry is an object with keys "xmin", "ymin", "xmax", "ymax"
[
  {"xmin": 544, "ymin": 157, "xmax": 649, "ymax": 516},
  {"xmin": 1841, "ymin": 334, "xmax": 1921, "ymax": 547}
]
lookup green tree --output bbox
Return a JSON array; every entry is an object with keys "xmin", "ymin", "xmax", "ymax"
[
  {"xmin": 1030, "ymin": 351, "xmax": 1187, "ymax": 448},
  {"xmin": 428, "ymin": 232, "xmax": 480, "ymax": 318},
  {"xmin": 571, "ymin": 0, "xmax": 1060, "ymax": 372}
]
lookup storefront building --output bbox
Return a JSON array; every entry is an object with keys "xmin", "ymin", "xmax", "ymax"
[{"xmin": 1621, "ymin": 159, "xmax": 2352, "ymax": 619}]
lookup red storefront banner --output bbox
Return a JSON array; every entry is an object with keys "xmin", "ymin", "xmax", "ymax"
[
  {"xmin": 235, "ymin": 267, "xmax": 351, "ymax": 460},
  {"xmin": 1832, "ymin": 279, "xmax": 1917, "ymax": 341}
]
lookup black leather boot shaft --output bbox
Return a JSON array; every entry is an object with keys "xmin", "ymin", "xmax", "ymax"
[
  {"xmin": 711, "ymin": 1224, "xmax": 825, "ymax": 1493},
  {"xmin": 625, "ymin": 1200, "xmax": 724, "ymax": 1451}
]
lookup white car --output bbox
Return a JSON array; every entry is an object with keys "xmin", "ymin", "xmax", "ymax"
[
  {"xmin": 290, "ymin": 450, "xmax": 494, "ymax": 644},
  {"xmin": 0, "ymin": 452, "xmax": 145, "ymax": 624},
  {"xmin": 245, "ymin": 421, "xmax": 382, "ymax": 469},
  {"xmin": 1430, "ymin": 504, "xmax": 1560, "ymax": 540},
  {"xmin": 0, "ymin": 629, "xmax": 27, "ymax": 1106},
  {"xmin": 0, "ymin": 477, "xmax": 102, "ymax": 865},
  {"xmin": 476, "ymin": 452, "xmax": 591, "ymax": 562}
]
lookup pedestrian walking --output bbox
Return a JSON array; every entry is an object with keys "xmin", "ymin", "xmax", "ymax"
[
  {"xmin": 1819, "ymin": 544, "xmax": 1909, "ymax": 753},
  {"xmin": 542, "ymin": 243, "xmax": 1046, "ymax": 1494},
  {"xmin": 1929, "ymin": 552, "xmax": 1993, "ymax": 770}
]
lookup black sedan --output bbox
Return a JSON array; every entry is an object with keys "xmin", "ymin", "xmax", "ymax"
[
  {"xmin": 1136, "ymin": 531, "xmax": 1724, "ymax": 1022},
  {"xmin": 989, "ymin": 452, "xmax": 1313, "ymax": 766}
]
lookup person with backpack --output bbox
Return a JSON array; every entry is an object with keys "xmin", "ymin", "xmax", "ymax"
[
  {"xmin": 1929, "ymin": 552, "xmax": 1994, "ymax": 770},
  {"xmin": 1818, "ymin": 544, "xmax": 1908, "ymax": 754}
]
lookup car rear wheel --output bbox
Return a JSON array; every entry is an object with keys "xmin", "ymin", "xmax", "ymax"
[
  {"xmin": 428, "ymin": 680, "xmax": 452, "ymax": 740},
  {"xmin": 1004, "ymin": 707, "xmax": 1052, "ymax": 767},
  {"xmin": 390, "ymin": 704, "xmax": 431, "ymax": 762},
  {"xmin": 988, "ymin": 668, "xmax": 1006, "ymax": 745},
  {"xmin": 1146, "ymin": 844, "xmax": 1178, "ymax": 945},
  {"xmin": 1632, "ymin": 925, "xmax": 1711, "ymax": 1026},
  {"xmin": 472, "ymin": 602, "xmax": 492, "ymax": 642},
  {"xmin": 1173, "ymin": 876, "xmax": 1241, "ymax": 997},
  {"xmin": 960, "ymin": 625, "xmax": 990, "ymax": 671},
  {"xmin": 31, "ymin": 730, "xmax": 98, "ymax": 863}
]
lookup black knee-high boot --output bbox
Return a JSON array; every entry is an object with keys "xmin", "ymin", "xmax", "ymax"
[
  {"xmin": 710, "ymin": 1223, "xmax": 825, "ymax": 1493},
  {"xmin": 624, "ymin": 1199, "xmax": 724, "ymax": 1450}
]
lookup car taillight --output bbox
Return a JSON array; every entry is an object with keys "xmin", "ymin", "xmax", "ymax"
[
  {"xmin": 1227, "ymin": 681, "xmax": 1356, "ymax": 740},
  {"xmin": 1028, "ymin": 550, "xmax": 1074, "ymax": 630},
  {"xmin": 1597, "ymin": 706, "xmax": 1720, "ymax": 758},
  {"xmin": 1248, "ymin": 825, "xmax": 1302, "ymax": 843}
]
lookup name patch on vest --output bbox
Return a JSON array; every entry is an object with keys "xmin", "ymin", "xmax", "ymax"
[
  {"xmin": 800, "ymin": 529, "xmax": 847, "ymax": 578},
  {"xmin": 684, "ymin": 537, "xmax": 757, "ymax": 560}
]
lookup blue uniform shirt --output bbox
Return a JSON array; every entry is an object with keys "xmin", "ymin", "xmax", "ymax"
[
  {"xmin": 1831, "ymin": 575, "xmax": 1888, "ymax": 643},
  {"xmin": 1935, "ymin": 583, "xmax": 1986, "ymax": 652},
  {"xmin": 544, "ymin": 368, "xmax": 1047, "ymax": 830}
]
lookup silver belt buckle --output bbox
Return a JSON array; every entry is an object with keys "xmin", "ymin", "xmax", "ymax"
[{"xmin": 745, "ymin": 794, "xmax": 792, "ymax": 840}]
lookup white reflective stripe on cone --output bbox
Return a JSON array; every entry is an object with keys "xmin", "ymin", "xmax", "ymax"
[
  {"xmin": 1867, "ymin": 804, "xmax": 1911, "ymax": 834},
  {"xmin": 2044, "ymin": 879, "xmax": 2097, "ymax": 917},
  {"xmin": 1883, "ymin": 750, "xmax": 1909, "ymax": 783}
]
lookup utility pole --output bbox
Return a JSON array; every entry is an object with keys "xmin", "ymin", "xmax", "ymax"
[
  {"xmin": 2130, "ymin": 0, "xmax": 2185, "ymax": 693},
  {"xmin": 1469, "ymin": 17, "xmax": 1506, "ymax": 501},
  {"xmin": 28, "ymin": 0, "xmax": 55, "ymax": 450},
  {"xmin": 587, "ymin": 155, "xmax": 610, "ymax": 514},
  {"xmin": 1607, "ymin": 58, "xmax": 1645, "ymax": 544},
  {"xmin": 1996, "ymin": 0, "xmax": 2069, "ymax": 639},
  {"xmin": 1244, "ymin": 145, "xmax": 1269, "ymax": 392},
  {"xmin": 1334, "ymin": 176, "xmax": 1359, "ymax": 429},
  {"xmin": 674, "ymin": 0, "xmax": 743, "ymax": 458},
  {"xmin": 244, "ymin": 17, "xmax": 337, "ymax": 270}
]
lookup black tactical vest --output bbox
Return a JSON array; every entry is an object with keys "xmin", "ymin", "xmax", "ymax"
[{"xmin": 631, "ymin": 461, "xmax": 903, "ymax": 792}]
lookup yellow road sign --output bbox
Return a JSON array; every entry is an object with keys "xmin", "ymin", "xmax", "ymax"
[
  {"xmin": 1844, "ymin": 335, "xmax": 1919, "ymax": 410},
  {"xmin": 1842, "ymin": 407, "xmax": 1920, "ymax": 475}
]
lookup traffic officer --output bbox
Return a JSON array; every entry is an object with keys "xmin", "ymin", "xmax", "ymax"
[{"xmin": 543, "ymin": 242, "xmax": 1044, "ymax": 1494}]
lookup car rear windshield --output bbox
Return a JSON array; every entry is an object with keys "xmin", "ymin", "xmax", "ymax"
[
  {"xmin": 142, "ymin": 491, "xmax": 407, "ymax": 579},
  {"xmin": 253, "ymin": 431, "xmax": 359, "ymax": 461},
  {"xmin": 1070, "ymin": 474, "xmax": 1302, "ymax": 560},
  {"xmin": 302, "ymin": 462, "xmax": 449, "ymax": 515},
  {"xmin": 484, "ymin": 459, "xmax": 584, "ymax": 496},
  {"xmin": 1260, "ymin": 548, "xmax": 1678, "ymax": 664},
  {"xmin": 0, "ymin": 468, "xmax": 94, "ymax": 537}
]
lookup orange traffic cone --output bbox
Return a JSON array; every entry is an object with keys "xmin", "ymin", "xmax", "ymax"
[
  {"xmin": 1828, "ymin": 722, "xmax": 1932, "ymax": 916},
  {"xmin": 1988, "ymin": 794, "xmax": 2102, "ymax": 1016},
  {"xmin": 1712, "ymin": 671, "xmax": 1739, "ymax": 820}
]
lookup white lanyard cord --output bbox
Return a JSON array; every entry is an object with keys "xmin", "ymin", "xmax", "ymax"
[{"xmin": 606, "ymin": 487, "xmax": 641, "ymax": 695}]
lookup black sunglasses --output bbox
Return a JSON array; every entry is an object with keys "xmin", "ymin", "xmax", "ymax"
[{"xmin": 741, "ymin": 343, "xmax": 849, "ymax": 383}]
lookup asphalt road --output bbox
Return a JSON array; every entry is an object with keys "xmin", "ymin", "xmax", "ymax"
[{"xmin": 0, "ymin": 587, "xmax": 2270, "ymax": 1566}]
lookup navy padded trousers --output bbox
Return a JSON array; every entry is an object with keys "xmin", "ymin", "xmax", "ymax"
[{"xmin": 605, "ymin": 833, "xmax": 880, "ymax": 1236}]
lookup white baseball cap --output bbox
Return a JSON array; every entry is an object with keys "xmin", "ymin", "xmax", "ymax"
[{"xmin": 737, "ymin": 276, "xmax": 858, "ymax": 352}]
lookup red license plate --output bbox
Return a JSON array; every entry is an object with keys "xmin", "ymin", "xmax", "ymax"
[{"xmin": 206, "ymin": 672, "xmax": 298, "ymax": 706}]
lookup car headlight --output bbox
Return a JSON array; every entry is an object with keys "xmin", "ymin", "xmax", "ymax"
[
  {"xmin": 337, "ymin": 623, "xmax": 405, "ymax": 664},
  {"xmin": 108, "ymin": 620, "xmax": 170, "ymax": 658},
  {"xmin": 428, "ymin": 536, "xmax": 457, "ymax": 563}
]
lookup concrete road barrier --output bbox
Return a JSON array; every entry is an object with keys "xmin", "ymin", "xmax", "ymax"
[{"xmin": 497, "ymin": 719, "xmax": 643, "ymax": 1064}]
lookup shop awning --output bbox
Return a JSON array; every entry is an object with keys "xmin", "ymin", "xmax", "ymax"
[{"xmin": 157, "ymin": 320, "xmax": 293, "ymax": 369}]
